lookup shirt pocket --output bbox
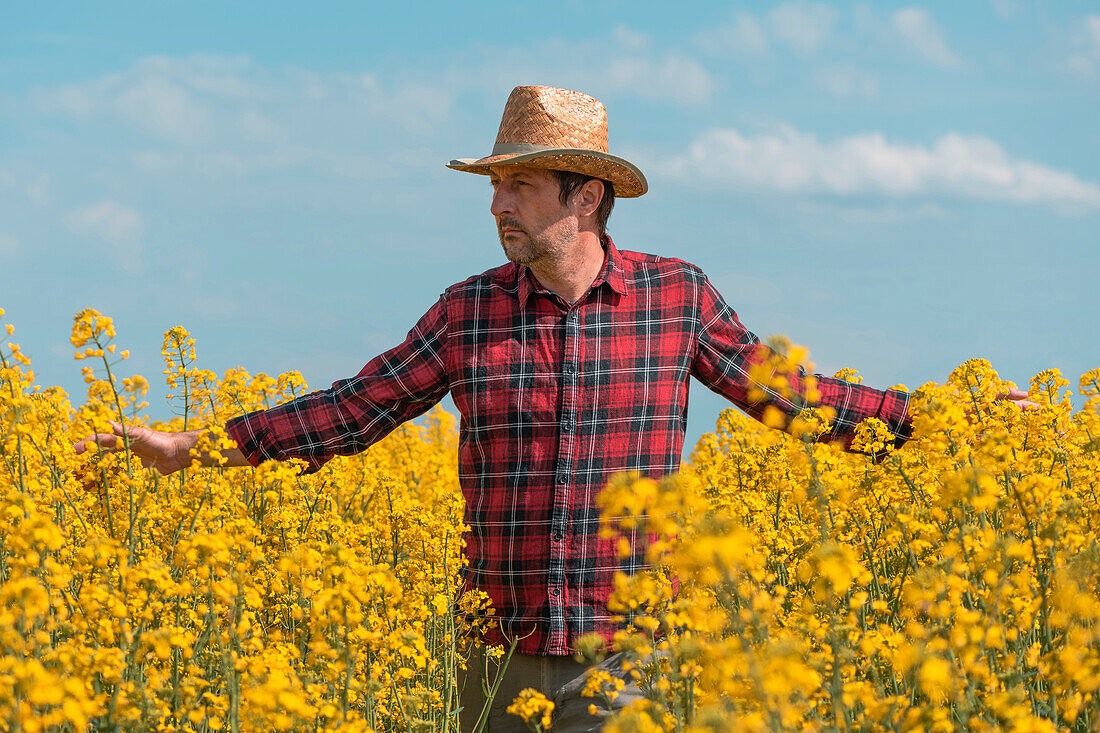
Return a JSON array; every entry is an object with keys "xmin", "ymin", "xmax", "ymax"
[
  {"xmin": 462, "ymin": 343, "xmax": 527, "ymax": 431},
  {"xmin": 481, "ymin": 341, "xmax": 564, "ymax": 429}
]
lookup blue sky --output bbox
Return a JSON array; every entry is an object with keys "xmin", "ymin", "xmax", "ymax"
[{"xmin": 2, "ymin": 0, "xmax": 1098, "ymax": 456}]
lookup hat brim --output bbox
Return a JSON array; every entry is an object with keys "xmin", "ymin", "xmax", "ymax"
[{"xmin": 447, "ymin": 148, "xmax": 647, "ymax": 198}]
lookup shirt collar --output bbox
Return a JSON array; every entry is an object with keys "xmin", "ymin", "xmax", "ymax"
[{"xmin": 513, "ymin": 235, "xmax": 629, "ymax": 309}]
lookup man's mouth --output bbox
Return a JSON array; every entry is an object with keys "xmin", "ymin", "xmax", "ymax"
[{"xmin": 499, "ymin": 219, "xmax": 526, "ymax": 236}]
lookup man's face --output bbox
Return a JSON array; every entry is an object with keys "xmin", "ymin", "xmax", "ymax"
[{"xmin": 488, "ymin": 165, "xmax": 578, "ymax": 266}]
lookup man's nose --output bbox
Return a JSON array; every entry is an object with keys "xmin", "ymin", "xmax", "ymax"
[{"xmin": 490, "ymin": 185, "xmax": 513, "ymax": 218}]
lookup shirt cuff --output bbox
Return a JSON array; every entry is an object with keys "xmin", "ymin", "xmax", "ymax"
[
  {"xmin": 880, "ymin": 388, "xmax": 914, "ymax": 450},
  {"xmin": 224, "ymin": 410, "xmax": 272, "ymax": 468},
  {"xmin": 224, "ymin": 410, "xmax": 331, "ymax": 474}
]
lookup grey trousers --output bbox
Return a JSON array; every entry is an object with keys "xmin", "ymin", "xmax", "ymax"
[{"xmin": 458, "ymin": 648, "xmax": 645, "ymax": 733}]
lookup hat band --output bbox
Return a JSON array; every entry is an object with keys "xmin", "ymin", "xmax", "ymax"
[{"xmin": 491, "ymin": 141, "xmax": 598, "ymax": 156}]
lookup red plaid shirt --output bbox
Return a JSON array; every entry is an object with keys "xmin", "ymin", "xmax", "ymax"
[{"xmin": 225, "ymin": 237, "xmax": 911, "ymax": 655}]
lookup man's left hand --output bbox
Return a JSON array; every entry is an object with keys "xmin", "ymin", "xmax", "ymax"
[{"xmin": 998, "ymin": 387, "xmax": 1039, "ymax": 412}]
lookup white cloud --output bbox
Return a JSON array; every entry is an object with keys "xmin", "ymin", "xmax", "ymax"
[
  {"xmin": 852, "ymin": 5, "xmax": 966, "ymax": 68},
  {"xmin": 604, "ymin": 53, "xmax": 716, "ymax": 105},
  {"xmin": 890, "ymin": 8, "xmax": 963, "ymax": 67},
  {"xmin": 131, "ymin": 148, "xmax": 320, "ymax": 178},
  {"xmin": 655, "ymin": 124, "xmax": 1100, "ymax": 212},
  {"xmin": 116, "ymin": 73, "xmax": 216, "ymax": 143},
  {"xmin": 13, "ymin": 21, "xmax": 728, "ymax": 203},
  {"xmin": 768, "ymin": 1, "xmax": 838, "ymax": 53},
  {"xmin": 32, "ymin": 55, "xmax": 244, "ymax": 143},
  {"xmin": 796, "ymin": 200, "xmax": 948, "ymax": 223},
  {"xmin": 64, "ymin": 200, "xmax": 145, "ymax": 270},
  {"xmin": 697, "ymin": 3, "xmax": 835, "ymax": 57},
  {"xmin": 610, "ymin": 24, "xmax": 650, "ymax": 52},
  {"xmin": 29, "ymin": 54, "xmax": 455, "ymax": 147},
  {"xmin": 235, "ymin": 110, "xmax": 285, "ymax": 144},
  {"xmin": 0, "ymin": 168, "xmax": 51, "ymax": 206},
  {"xmin": 989, "ymin": 0, "xmax": 1020, "ymax": 20},
  {"xmin": 1065, "ymin": 15, "xmax": 1100, "ymax": 81},
  {"xmin": 812, "ymin": 64, "xmax": 879, "ymax": 99},
  {"xmin": 22, "ymin": 37, "xmax": 715, "ymax": 189},
  {"xmin": 695, "ymin": 12, "xmax": 768, "ymax": 56},
  {"xmin": 442, "ymin": 29, "xmax": 718, "ymax": 106}
]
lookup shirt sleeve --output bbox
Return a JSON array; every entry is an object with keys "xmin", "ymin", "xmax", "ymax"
[
  {"xmin": 690, "ymin": 274, "xmax": 911, "ymax": 451},
  {"xmin": 225, "ymin": 294, "xmax": 451, "ymax": 473}
]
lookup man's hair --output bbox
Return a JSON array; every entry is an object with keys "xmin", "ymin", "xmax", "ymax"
[{"xmin": 553, "ymin": 170, "xmax": 615, "ymax": 237}]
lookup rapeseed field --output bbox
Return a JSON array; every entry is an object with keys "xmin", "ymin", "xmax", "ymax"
[{"xmin": 2, "ymin": 307, "xmax": 1097, "ymax": 732}]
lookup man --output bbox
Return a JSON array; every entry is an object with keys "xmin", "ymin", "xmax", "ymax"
[{"xmin": 76, "ymin": 86, "xmax": 1034, "ymax": 731}]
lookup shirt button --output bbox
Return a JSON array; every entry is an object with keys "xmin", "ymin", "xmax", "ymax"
[
  {"xmin": 550, "ymin": 588, "xmax": 561, "ymax": 597},
  {"xmin": 557, "ymin": 474, "xmax": 567, "ymax": 484},
  {"xmin": 553, "ymin": 533, "xmax": 564, "ymax": 542}
]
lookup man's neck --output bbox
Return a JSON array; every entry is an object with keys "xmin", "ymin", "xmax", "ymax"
[{"xmin": 527, "ymin": 232, "xmax": 606, "ymax": 305}]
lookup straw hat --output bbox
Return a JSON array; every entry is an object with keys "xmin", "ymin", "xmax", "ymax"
[{"xmin": 447, "ymin": 86, "xmax": 648, "ymax": 198}]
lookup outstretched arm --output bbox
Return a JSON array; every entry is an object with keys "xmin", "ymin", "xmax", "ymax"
[
  {"xmin": 689, "ymin": 269, "xmax": 1040, "ymax": 447},
  {"xmin": 74, "ymin": 293, "xmax": 451, "ymax": 476},
  {"xmin": 223, "ymin": 293, "xmax": 451, "ymax": 474},
  {"xmin": 690, "ymin": 273, "xmax": 911, "ymax": 450},
  {"xmin": 73, "ymin": 421, "xmax": 249, "ymax": 475}
]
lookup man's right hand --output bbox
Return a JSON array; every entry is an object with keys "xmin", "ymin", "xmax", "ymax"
[{"xmin": 72, "ymin": 422, "xmax": 245, "ymax": 476}]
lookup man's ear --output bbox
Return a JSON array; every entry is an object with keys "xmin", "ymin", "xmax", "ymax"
[{"xmin": 574, "ymin": 178, "xmax": 605, "ymax": 218}]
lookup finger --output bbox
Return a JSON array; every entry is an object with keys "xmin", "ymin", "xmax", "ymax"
[
  {"xmin": 73, "ymin": 433, "xmax": 124, "ymax": 454},
  {"xmin": 74, "ymin": 421, "xmax": 129, "ymax": 453},
  {"xmin": 1015, "ymin": 400, "xmax": 1040, "ymax": 412},
  {"xmin": 73, "ymin": 436, "xmax": 98, "ymax": 454},
  {"xmin": 109, "ymin": 420, "xmax": 138, "ymax": 439},
  {"xmin": 998, "ymin": 387, "xmax": 1030, "ymax": 401},
  {"xmin": 111, "ymin": 421, "xmax": 150, "ymax": 444}
]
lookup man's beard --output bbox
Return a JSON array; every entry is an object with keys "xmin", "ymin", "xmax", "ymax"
[
  {"xmin": 496, "ymin": 215, "xmax": 577, "ymax": 266},
  {"xmin": 497, "ymin": 217, "xmax": 538, "ymax": 265}
]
